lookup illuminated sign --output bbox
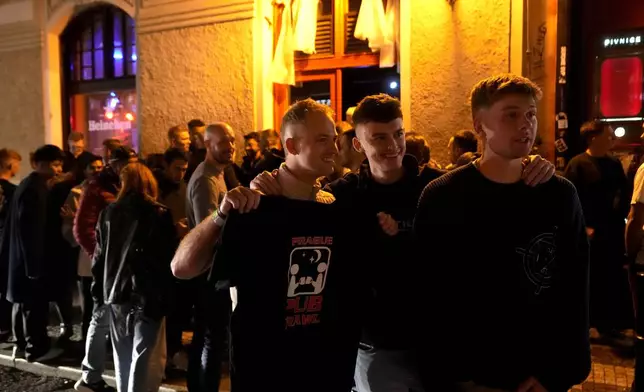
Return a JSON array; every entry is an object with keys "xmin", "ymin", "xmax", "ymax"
[
  {"xmin": 88, "ymin": 119, "xmax": 132, "ymax": 132},
  {"xmin": 603, "ymin": 35, "xmax": 642, "ymax": 48},
  {"xmin": 559, "ymin": 46, "xmax": 567, "ymax": 84}
]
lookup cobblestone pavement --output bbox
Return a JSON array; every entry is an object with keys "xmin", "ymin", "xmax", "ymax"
[{"xmin": 570, "ymin": 340, "xmax": 635, "ymax": 392}]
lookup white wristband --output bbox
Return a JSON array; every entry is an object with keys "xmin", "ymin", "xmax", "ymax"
[{"xmin": 212, "ymin": 209, "xmax": 227, "ymax": 227}]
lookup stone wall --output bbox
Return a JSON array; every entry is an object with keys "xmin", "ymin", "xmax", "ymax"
[
  {"xmin": 138, "ymin": 20, "xmax": 254, "ymax": 155},
  {"xmin": 0, "ymin": 13, "xmax": 45, "ymax": 180},
  {"xmin": 409, "ymin": 0, "xmax": 512, "ymax": 164}
]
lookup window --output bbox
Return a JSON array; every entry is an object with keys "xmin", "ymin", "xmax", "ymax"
[
  {"xmin": 63, "ymin": 6, "xmax": 137, "ymax": 84},
  {"xmin": 600, "ymin": 57, "xmax": 643, "ymax": 117},
  {"xmin": 61, "ymin": 5, "xmax": 138, "ymax": 153},
  {"xmin": 274, "ymin": 0, "xmax": 395, "ymax": 129},
  {"xmin": 69, "ymin": 91, "xmax": 139, "ymax": 155}
]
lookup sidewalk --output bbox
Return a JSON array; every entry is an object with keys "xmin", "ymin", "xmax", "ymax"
[
  {"xmin": 0, "ymin": 323, "xmax": 231, "ymax": 392},
  {"xmin": 572, "ymin": 342, "xmax": 635, "ymax": 391},
  {"xmin": 0, "ymin": 322, "xmax": 635, "ymax": 392}
]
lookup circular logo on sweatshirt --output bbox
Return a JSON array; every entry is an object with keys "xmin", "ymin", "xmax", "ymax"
[{"xmin": 516, "ymin": 228, "xmax": 557, "ymax": 295}]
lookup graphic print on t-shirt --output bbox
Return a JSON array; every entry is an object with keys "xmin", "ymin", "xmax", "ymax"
[
  {"xmin": 515, "ymin": 227, "xmax": 558, "ymax": 295},
  {"xmin": 285, "ymin": 236, "xmax": 333, "ymax": 329},
  {"xmin": 287, "ymin": 246, "xmax": 331, "ymax": 297}
]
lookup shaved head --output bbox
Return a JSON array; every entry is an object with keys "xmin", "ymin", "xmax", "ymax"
[
  {"xmin": 205, "ymin": 122, "xmax": 234, "ymax": 141},
  {"xmin": 204, "ymin": 122, "xmax": 236, "ymax": 165}
]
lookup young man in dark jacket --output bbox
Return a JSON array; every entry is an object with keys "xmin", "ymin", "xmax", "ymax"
[
  {"xmin": 153, "ymin": 147, "xmax": 190, "ymax": 372},
  {"xmin": 6, "ymin": 145, "xmax": 64, "ymax": 362},
  {"xmin": 414, "ymin": 74, "xmax": 591, "ymax": 392},
  {"xmin": 0, "ymin": 148, "xmax": 21, "ymax": 342}
]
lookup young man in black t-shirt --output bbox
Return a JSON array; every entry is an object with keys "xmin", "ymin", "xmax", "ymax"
[{"xmin": 414, "ymin": 74, "xmax": 591, "ymax": 392}]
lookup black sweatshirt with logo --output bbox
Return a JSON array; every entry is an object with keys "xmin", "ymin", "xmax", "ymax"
[
  {"xmin": 326, "ymin": 155, "xmax": 444, "ymax": 350},
  {"xmin": 413, "ymin": 163, "xmax": 591, "ymax": 392}
]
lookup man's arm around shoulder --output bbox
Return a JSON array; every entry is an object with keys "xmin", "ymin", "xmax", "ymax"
[{"xmin": 323, "ymin": 172, "xmax": 357, "ymax": 199}]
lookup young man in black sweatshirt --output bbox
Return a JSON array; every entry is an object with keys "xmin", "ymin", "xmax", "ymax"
[
  {"xmin": 414, "ymin": 74, "xmax": 591, "ymax": 392},
  {"xmin": 252, "ymin": 94, "xmax": 557, "ymax": 392}
]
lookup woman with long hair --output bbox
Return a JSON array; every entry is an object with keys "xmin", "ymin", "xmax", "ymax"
[{"xmin": 91, "ymin": 162, "xmax": 177, "ymax": 392}]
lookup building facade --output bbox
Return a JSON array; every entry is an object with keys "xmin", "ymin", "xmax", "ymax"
[{"xmin": 0, "ymin": 0, "xmax": 560, "ymax": 180}]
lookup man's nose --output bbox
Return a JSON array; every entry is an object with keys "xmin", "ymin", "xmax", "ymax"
[{"xmin": 521, "ymin": 113, "xmax": 533, "ymax": 127}]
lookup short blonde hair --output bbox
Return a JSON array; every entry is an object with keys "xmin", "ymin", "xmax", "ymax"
[
  {"xmin": 280, "ymin": 99, "xmax": 334, "ymax": 149},
  {"xmin": 470, "ymin": 74, "xmax": 543, "ymax": 117}
]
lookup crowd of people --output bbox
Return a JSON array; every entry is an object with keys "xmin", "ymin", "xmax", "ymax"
[{"xmin": 0, "ymin": 72, "xmax": 638, "ymax": 392}]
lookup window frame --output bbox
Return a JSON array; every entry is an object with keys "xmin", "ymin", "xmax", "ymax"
[{"xmin": 273, "ymin": 0, "xmax": 380, "ymax": 130}]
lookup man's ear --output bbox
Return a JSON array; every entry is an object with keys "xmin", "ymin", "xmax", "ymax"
[
  {"xmin": 473, "ymin": 112, "xmax": 487, "ymax": 142},
  {"xmin": 285, "ymin": 137, "xmax": 298, "ymax": 155},
  {"xmin": 352, "ymin": 137, "xmax": 364, "ymax": 153}
]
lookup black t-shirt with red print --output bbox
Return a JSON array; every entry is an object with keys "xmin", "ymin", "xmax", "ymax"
[{"xmin": 211, "ymin": 196, "xmax": 376, "ymax": 392}]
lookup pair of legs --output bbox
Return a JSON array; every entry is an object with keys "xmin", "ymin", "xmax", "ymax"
[
  {"xmin": 53, "ymin": 281, "xmax": 74, "ymax": 339},
  {"xmin": 109, "ymin": 304, "xmax": 166, "ymax": 392},
  {"xmin": 165, "ymin": 278, "xmax": 192, "ymax": 362},
  {"xmin": 590, "ymin": 229, "xmax": 634, "ymax": 334},
  {"xmin": 187, "ymin": 280, "xmax": 230, "ymax": 392},
  {"xmin": 11, "ymin": 300, "xmax": 50, "ymax": 360}
]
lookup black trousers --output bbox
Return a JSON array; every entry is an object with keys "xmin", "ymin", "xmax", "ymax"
[
  {"xmin": 78, "ymin": 277, "xmax": 93, "ymax": 338},
  {"xmin": 0, "ymin": 295, "xmax": 11, "ymax": 334},
  {"xmin": 590, "ymin": 228, "xmax": 634, "ymax": 333},
  {"xmin": 187, "ymin": 277, "xmax": 230, "ymax": 392},
  {"xmin": 12, "ymin": 301, "xmax": 50, "ymax": 359},
  {"xmin": 54, "ymin": 280, "xmax": 74, "ymax": 328},
  {"xmin": 166, "ymin": 278, "xmax": 193, "ymax": 358}
]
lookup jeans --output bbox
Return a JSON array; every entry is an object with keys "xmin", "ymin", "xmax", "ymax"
[
  {"xmin": 354, "ymin": 347, "xmax": 425, "ymax": 392},
  {"xmin": 109, "ymin": 304, "xmax": 166, "ymax": 392},
  {"xmin": 80, "ymin": 304, "xmax": 110, "ymax": 384},
  {"xmin": 12, "ymin": 301, "xmax": 49, "ymax": 359}
]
